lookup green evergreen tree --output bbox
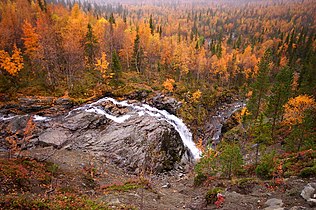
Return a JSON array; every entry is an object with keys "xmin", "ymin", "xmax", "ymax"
[
  {"xmin": 285, "ymin": 108, "xmax": 316, "ymax": 152},
  {"xmin": 149, "ymin": 14, "xmax": 154, "ymax": 35},
  {"xmin": 266, "ymin": 66, "xmax": 293, "ymax": 137},
  {"xmin": 299, "ymin": 47, "xmax": 316, "ymax": 97},
  {"xmin": 131, "ymin": 33, "xmax": 143, "ymax": 73},
  {"xmin": 111, "ymin": 50, "xmax": 122, "ymax": 85},
  {"xmin": 219, "ymin": 142, "xmax": 243, "ymax": 179},
  {"xmin": 109, "ymin": 13, "xmax": 115, "ymax": 24},
  {"xmin": 84, "ymin": 23, "xmax": 98, "ymax": 68},
  {"xmin": 247, "ymin": 51, "xmax": 271, "ymax": 120}
]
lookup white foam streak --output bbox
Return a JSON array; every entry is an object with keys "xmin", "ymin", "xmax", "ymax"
[
  {"xmin": 0, "ymin": 115, "xmax": 16, "ymax": 121},
  {"xmin": 88, "ymin": 97, "xmax": 201, "ymax": 159},
  {"xmin": 33, "ymin": 115, "xmax": 50, "ymax": 121},
  {"xmin": 64, "ymin": 97, "xmax": 201, "ymax": 159},
  {"xmin": 86, "ymin": 107, "xmax": 131, "ymax": 123}
]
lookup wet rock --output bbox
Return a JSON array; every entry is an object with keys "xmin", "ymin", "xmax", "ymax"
[
  {"xmin": 264, "ymin": 198, "xmax": 284, "ymax": 210},
  {"xmin": 126, "ymin": 90, "xmax": 149, "ymax": 101},
  {"xmin": 162, "ymin": 183, "xmax": 171, "ymax": 188},
  {"xmin": 2, "ymin": 96, "xmax": 194, "ymax": 174},
  {"xmin": 54, "ymin": 98, "xmax": 74, "ymax": 108},
  {"xmin": 147, "ymin": 94, "xmax": 181, "ymax": 115},
  {"xmin": 18, "ymin": 97, "xmax": 54, "ymax": 113},
  {"xmin": 301, "ymin": 183, "xmax": 316, "ymax": 207},
  {"xmin": 71, "ymin": 115, "xmax": 191, "ymax": 173},
  {"xmin": 62, "ymin": 111, "xmax": 109, "ymax": 131},
  {"xmin": 6, "ymin": 115, "xmax": 29, "ymax": 134},
  {"xmin": 221, "ymin": 110, "xmax": 240, "ymax": 134},
  {"xmin": 32, "ymin": 108, "xmax": 192, "ymax": 174}
]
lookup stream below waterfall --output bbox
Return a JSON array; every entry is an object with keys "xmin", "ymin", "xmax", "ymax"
[{"xmin": 204, "ymin": 100, "xmax": 246, "ymax": 147}]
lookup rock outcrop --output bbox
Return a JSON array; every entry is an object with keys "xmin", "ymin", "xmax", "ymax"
[
  {"xmin": 146, "ymin": 94, "xmax": 182, "ymax": 115},
  {"xmin": 11, "ymin": 99, "xmax": 192, "ymax": 174}
]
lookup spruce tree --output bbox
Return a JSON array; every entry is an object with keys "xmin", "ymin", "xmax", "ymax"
[
  {"xmin": 84, "ymin": 23, "xmax": 98, "ymax": 69},
  {"xmin": 247, "ymin": 50, "xmax": 271, "ymax": 120},
  {"xmin": 131, "ymin": 33, "xmax": 142, "ymax": 73},
  {"xmin": 266, "ymin": 66, "xmax": 293, "ymax": 137},
  {"xmin": 111, "ymin": 50, "xmax": 122, "ymax": 85}
]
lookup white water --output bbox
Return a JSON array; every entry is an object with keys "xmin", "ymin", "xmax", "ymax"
[
  {"xmin": 67, "ymin": 97, "xmax": 201, "ymax": 159},
  {"xmin": 0, "ymin": 115, "xmax": 16, "ymax": 121},
  {"xmin": 0, "ymin": 114, "xmax": 50, "ymax": 122},
  {"xmin": 210, "ymin": 101, "xmax": 246, "ymax": 144},
  {"xmin": 33, "ymin": 115, "xmax": 51, "ymax": 122}
]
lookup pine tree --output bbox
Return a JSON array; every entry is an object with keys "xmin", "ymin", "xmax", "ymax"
[
  {"xmin": 266, "ymin": 66, "xmax": 293, "ymax": 137},
  {"xmin": 84, "ymin": 23, "xmax": 98, "ymax": 69},
  {"xmin": 111, "ymin": 50, "xmax": 122, "ymax": 85},
  {"xmin": 131, "ymin": 33, "xmax": 142, "ymax": 73},
  {"xmin": 247, "ymin": 51, "xmax": 271, "ymax": 120},
  {"xmin": 149, "ymin": 14, "xmax": 154, "ymax": 35},
  {"xmin": 219, "ymin": 142, "xmax": 243, "ymax": 179}
]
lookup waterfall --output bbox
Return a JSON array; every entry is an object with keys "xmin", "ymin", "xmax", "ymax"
[
  {"xmin": 67, "ymin": 97, "xmax": 201, "ymax": 159},
  {"xmin": 0, "ymin": 97, "xmax": 201, "ymax": 159}
]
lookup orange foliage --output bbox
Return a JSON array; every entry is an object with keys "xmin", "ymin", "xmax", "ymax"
[
  {"xmin": 196, "ymin": 138, "xmax": 205, "ymax": 153},
  {"xmin": 0, "ymin": 44, "xmax": 24, "ymax": 76},
  {"xmin": 95, "ymin": 52, "xmax": 111, "ymax": 82},
  {"xmin": 283, "ymin": 95, "xmax": 316, "ymax": 125},
  {"xmin": 22, "ymin": 20, "xmax": 42, "ymax": 60},
  {"xmin": 163, "ymin": 78, "xmax": 175, "ymax": 92}
]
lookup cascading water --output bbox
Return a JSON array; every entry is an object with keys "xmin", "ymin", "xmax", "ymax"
[
  {"xmin": 66, "ymin": 97, "xmax": 201, "ymax": 159},
  {"xmin": 0, "ymin": 97, "xmax": 201, "ymax": 159},
  {"xmin": 207, "ymin": 101, "xmax": 246, "ymax": 146}
]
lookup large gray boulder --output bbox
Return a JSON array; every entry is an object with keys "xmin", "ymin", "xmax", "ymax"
[
  {"xmin": 31, "ymin": 106, "xmax": 192, "ymax": 174},
  {"xmin": 146, "ymin": 94, "xmax": 182, "ymax": 115}
]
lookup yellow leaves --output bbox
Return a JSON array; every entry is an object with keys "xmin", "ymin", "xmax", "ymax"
[
  {"xmin": 240, "ymin": 107, "xmax": 250, "ymax": 117},
  {"xmin": 22, "ymin": 20, "xmax": 41, "ymax": 60},
  {"xmin": 283, "ymin": 95, "xmax": 316, "ymax": 125},
  {"xmin": 196, "ymin": 138, "xmax": 204, "ymax": 153},
  {"xmin": 0, "ymin": 44, "xmax": 24, "ymax": 76},
  {"xmin": 163, "ymin": 78, "xmax": 175, "ymax": 92},
  {"xmin": 172, "ymin": 42, "xmax": 190, "ymax": 76},
  {"xmin": 191, "ymin": 90, "xmax": 202, "ymax": 103},
  {"xmin": 95, "ymin": 52, "xmax": 112, "ymax": 81},
  {"xmin": 94, "ymin": 18, "xmax": 108, "ymax": 52}
]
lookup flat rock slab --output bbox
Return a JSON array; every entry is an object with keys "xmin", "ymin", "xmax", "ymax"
[{"xmin": 264, "ymin": 198, "xmax": 284, "ymax": 210}]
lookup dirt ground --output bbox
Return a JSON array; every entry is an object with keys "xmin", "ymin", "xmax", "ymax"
[{"xmin": 0, "ymin": 147, "xmax": 311, "ymax": 210}]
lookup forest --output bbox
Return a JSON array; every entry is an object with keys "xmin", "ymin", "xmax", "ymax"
[{"xmin": 0, "ymin": 0, "xmax": 315, "ymax": 208}]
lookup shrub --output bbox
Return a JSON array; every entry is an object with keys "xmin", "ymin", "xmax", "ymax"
[
  {"xmin": 299, "ymin": 166, "xmax": 316, "ymax": 178},
  {"xmin": 205, "ymin": 187, "xmax": 223, "ymax": 205},
  {"xmin": 255, "ymin": 151, "xmax": 276, "ymax": 179},
  {"xmin": 218, "ymin": 142, "xmax": 243, "ymax": 179},
  {"xmin": 193, "ymin": 173, "xmax": 207, "ymax": 186}
]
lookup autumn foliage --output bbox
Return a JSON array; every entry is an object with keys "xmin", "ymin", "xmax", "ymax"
[{"xmin": 283, "ymin": 95, "xmax": 316, "ymax": 126}]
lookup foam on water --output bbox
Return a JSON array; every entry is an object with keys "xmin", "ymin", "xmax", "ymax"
[
  {"xmin": 33, "ymin": 115, "xmax": 50, "ymax": 121},
  {"xmin": 67, "ymin": 97, "xmax": 201, "ymax": 159}
]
